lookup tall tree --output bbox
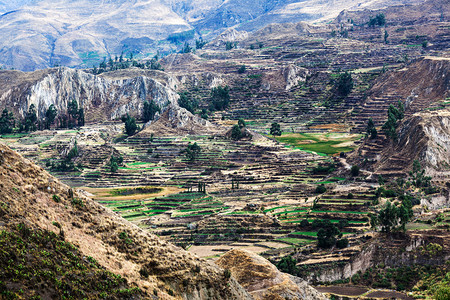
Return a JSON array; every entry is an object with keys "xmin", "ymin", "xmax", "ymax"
[
  {"xmin": 68, "ymin": 99, "xmax": 79, "ymax": 128},
  {"xmin": 336, "ymin": 71, "xmax": 353, "ymax": 97},
  {"xmin": 366, "ymin": 118, "xmax": 377, "ymax": 139},
  {"xmin": 24, "ymin": 104, "xmax": 37, "ymax": 132},
  {"xmin": 121, "ymin": 114, "xmax": 138, "ymax": 136},
  {"xmin": 142, "ymin": 100, "xmax": 160, "ymax": 123},
  {"xmin": 0, "ymin": 108, "xmax": 15, "ymax": 134},
  {"xmin": 45, "ymin": 104, "xmax": 57, "ymax": 129},
  {"xmin": 210, "ymin": 86, "xmax": 230, "ymax": 111},
  {"xmin": 270, "ymin": 122, "xmax": 282, "ymax": 136}
]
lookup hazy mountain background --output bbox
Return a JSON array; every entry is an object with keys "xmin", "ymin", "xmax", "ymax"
[{"xmin": 0, "ymin": 0, "xmax": 425, "ymax": 71}]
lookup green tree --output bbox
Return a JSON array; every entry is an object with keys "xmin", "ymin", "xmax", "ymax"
[
  {"xmin": 366, "ymin": 118, "xmax": 377, "ymax": 139},
  {"xmin": 45, "ymin": 104, "xmax": 57, "ymax": 129},
  {"xmin": 238, "ymin": 118, "xmax": 246, "ymax": 128},
  {"xmin": 0, "ymin": 108, "xmax": 15, "ymax": 134},
  {"xmin": 184, "ymin": 142, "xmax": 201, "ymax": 161},
  {"xmin": 384, "ymin": 30, "xmax": 389, "ymax": 43},
  {"xmin": 77, "ymin": 108, "xmax": 85, "ymax": 127},
  {"xmin": 24, "ymin": 104, "xmax": 38, "ymax": 132},
  {"xmin": 270, "ymin": 122, "xmax": 282, "ymax": 136},
  {"xmin": 66, "ymin": 141, "xmax": 79, "ymax": 160},
  {"xmin": 181, "ymin": 42, "xmax": 192, "ymax": 53},
  {"xmin": 143, "ymin": 100, "xmax": 160, "ymax": 123},
  {"xmin": 382, "ymin": 108, "xmax": 397, "ymax": 141},
  {"xmin": 231, "ymin": 125, "xmax": 243, "ymax": 140},
  {"xmin": 109, "ymin": 154, "xmax": 123, "ymax": 173},
  {"xmin": 238, "ymin": 65, "xmax": 246, "ymax": 74},
  {"xmin": 195, "ymin": 39, "xmax": 207, "ymax": 49},
  {"xmin": 178, "ymin": 92, "xmax": 198, "ymax": 114},
  {"xmin": 336, "ymin": 71, "xmax": 353, "ymax": 97},
  {"xmin": 372, "ymin": 200, "xmax": 413, "ymax": 233},
  {"xmin": 317, "ymin": 222, "xmax": 341, "ymax": 248},
  {"xmin": 409, "ymin": 160, "xmax": 432, "ymax": 188},
  {"xmin": 225, "ymin": 41, "xmax": 236, "ymax": 50},
  {"xmin": 351, "ymin": 165, "xmax": 360, "ymax": 177},
  {"xmin": 121, "ymin": 114, "xmax": 138, "ymax": 136},
  {"xmin": 368, "ymin": 13, "xmax": 386, "ymax": 27},
  {"xmin": 68, "ymin": 99, "xmax": 79, "ymax": 128},
  {"xmin": 210, "ymin": 86, "xmax": 230, "ymax": 111},
  {"xmin": 276, "ymin": 255, "xmax": 298, "ymax": 275}
]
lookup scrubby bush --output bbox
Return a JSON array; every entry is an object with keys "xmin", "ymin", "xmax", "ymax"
[
  {"xmin": 336, "ymin": 238, "xmax": 349, "ymax": 249},
  {"xmin": 315, "ymin": 184, "xmax": 327, "ymax": 194}
]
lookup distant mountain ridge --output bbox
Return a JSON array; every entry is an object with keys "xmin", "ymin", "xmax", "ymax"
[{"xmin": 0, "ymin": 0, "xmax": 426, "ymax": 71}]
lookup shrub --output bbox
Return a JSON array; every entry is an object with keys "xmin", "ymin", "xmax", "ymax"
[
  {"xmin": 238, "ymin": 65, "xmax": 246, "ymax": 74},
  {"xmin": 336, "ymin": 238, "xmax": 349, "ymax": 249},
  {"xmin": 224, "ymin": 269, "xmax": 232, "ymax": 279},
  {"xmin": 300, "ymin": 219, "xmax": 309, "ymax": 227},
  {"xmin": 315, "ymin": 184, "xmax": 327, "ymax": 194},
  {"xmin": 270, "ymin": 122, "xmax": 282, "ymax": 136},
  {"xmin": 121, "ymin": 114, "xmax": 138, "ymax": 136},
  {"xmin": 347, "ymin": 193, "xmax": 354, "ymax": 199},
  {"xmin": 52, "ymin": 195, "xmax": 61, "ymax": 203},
  {"xmin": 210, "ymin": 86, "xmax": 230, "ymax": 111},
  {"xmin": 351, "ymin": 165, "xmax": 360, "ymax": 177}
]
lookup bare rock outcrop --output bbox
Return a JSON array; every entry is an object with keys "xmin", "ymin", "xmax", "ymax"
[
  {"xmin": 216, "ymin": 249, "xmax": 326, "ymax": 300},
  {"xmin": 140, "ymin": 104, "xmax": 224, "ymax": 136},
  {"xmin": 0, "ymin": 67, "xmax": 180, "ymax": 122}
]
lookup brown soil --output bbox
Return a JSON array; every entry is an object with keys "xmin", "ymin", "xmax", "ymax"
[
  {"xmin": 315, "ymin": 286, "xmax": 369, "ymax": 296},
  {"xmin": 366, "ymin": 290, "xmax": 415, "ymax": 300}
]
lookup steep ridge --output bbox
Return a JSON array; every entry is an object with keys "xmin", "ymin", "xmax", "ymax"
[
  {"xmin": 0, "ymin": 142, "xmax": 252, "ymax": 299},
  {"xmin": 374, "ymin": 110, "xmax": 450, "ymax": 183},
  {"xmin": 0, "ymin": 67, "xmax": 180, "ymax": 122},
  {"xmin": 351, "ymin": 57, "xmax": 450, "ymax": 132}
]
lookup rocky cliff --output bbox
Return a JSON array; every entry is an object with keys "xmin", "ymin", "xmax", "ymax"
[
  {"xmin": 216, "ymin": 249, "xmax": 326, "ymax": 300},
  {"xmin": 0, "ymin": 142, "xmax": 252, "ymax": 299},
  {"xmin": 371, "ymin": 110, "xmax": 450, "ymax": 186},
  {"xmin": 0, "ymin": 67, "xmax": 180, "ymax": 123}
]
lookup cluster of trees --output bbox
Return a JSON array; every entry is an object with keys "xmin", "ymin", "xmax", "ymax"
[
  {"xmin": 48, "ymin": 141, "xmax": 80, "ymax": 171},
  {"xmin": 270, "ymin": 122, "xmax": 282, "ymax": 136},
  {"xmin": 120, "ymin": 100, "xmax": 161, "ymax": 136},
  {"xmin": 142, "ymin": 100, "xmax": 160, "ymax": 123},
  {"xmin": 370, "ymin": 198, "xmax": 413, "ymax": 232},
  {"xmin": 231, "ymin": 118, "xmax": 247, "ymax": 140},
  {"xmin": 368, "ymin": 13, "xmax": 386, "ymax": 27},
  {"xmin": 249, "ymin": 42, "xmax": 264, "ymax": 50},
  {"xmin": 178, "ymin": 92, "xmax": 199, "ymax": 114},
  {"xmin": 109, "ymin": 154, "xmax": 124, "ymax": 173},
  {"xmin": 0, "ymin": 108, "xmax": 15, "ymax": 134},
  {"xmin": 1, "ymin": 102, "xmax": 84, "ymax": 134},
  {"xmin": 179, "ymin": 39, "xmax": 208, "ymax": 54},
  {"xmin": 382, "ymin": 101, "xmax": 404, "ymax": 140},
  {"xmin": 225, "ymin": 41, "xmax": 238, "ymax": 51},
  {"xmin": 93, "ymin": 53, "xmax": 164, "ymax": 75},
  {"xmin": 210, "ymin": 86, "xmax": 230, "ymax": 111},
  {"xmin": 184, "ymin": 142, "xmax": 201, "ymax": 161},
  {"xmin": 336, "ymin": 71, "xmax": 354, "ymax": 98},
  {"xmin": 65, "ymin": 99, "xmax": 85, "ymax": 128},
  {"xmin": 121, "ymin": 114, "xmax": 138, "ymax": 136},
  {"xmin": 324, "ymin": 71, "xmax": 354, "ymax": 107}
]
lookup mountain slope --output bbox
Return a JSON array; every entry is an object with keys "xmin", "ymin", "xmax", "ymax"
[
  {"xmin": 0, "ymin": 142, "xmax": 252, "ymax": 299},
  {"xmin": 0, "ymin": 0, "xmax": 428, "ymax": 71},
  {"xmin": 0, "ymin": 0, "xmax": 191, "ymax": 71}
]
